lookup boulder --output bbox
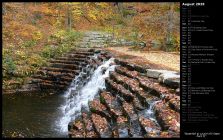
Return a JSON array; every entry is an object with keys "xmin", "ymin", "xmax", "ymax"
[{"xmin": 158, "ymin": 71, "xmax": 180, "ymax": 89}]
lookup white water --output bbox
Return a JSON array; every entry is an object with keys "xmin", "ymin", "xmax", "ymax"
[
  {"xmin": 144, "ymin": 100, "xmax": 162, "ymax": 122},
  {"xmin": 58, "ymin": 58, "xmax": 116, "ymax": 132}
]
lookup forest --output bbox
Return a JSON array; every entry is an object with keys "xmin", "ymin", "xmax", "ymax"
[{"xmin": 3, "ymin": 2, "xmax": 180, "ymax": 92}]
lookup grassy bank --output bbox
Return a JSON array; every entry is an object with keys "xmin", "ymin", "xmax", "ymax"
[{"xmin": 2, "ymin": 30, "xmax": 83, "ymax": 92}]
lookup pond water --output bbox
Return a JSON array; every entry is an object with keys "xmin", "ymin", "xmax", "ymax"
[{"xmin": 2, "ymin": 93, "xmax": 67, "ymax": 138}]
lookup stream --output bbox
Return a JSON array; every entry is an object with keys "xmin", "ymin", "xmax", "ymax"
[{"xmin": 2, "ymin": 58, "xmax": 116, "ymax": 138}]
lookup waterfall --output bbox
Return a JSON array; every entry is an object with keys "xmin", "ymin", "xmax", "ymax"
[
  {"xmin": 143, "ymin": 100, "xmax": 162, "ymax": 123},
  {"xmin": 58, "ymin": 58, "xmax": 116, "ymax": 132}
]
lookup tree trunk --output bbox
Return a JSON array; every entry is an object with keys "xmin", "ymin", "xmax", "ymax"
[
  {"xmin": 166, "ymin": 3, "xmax": 174, "ymax": 45},
  {"xmin": 2, "ymin": 3, "xmax": 6, "ymax": 15},
  {"xmin": 66, "ymin": 4, "xmax": 72, "ymax": 31},
  {"xmin": 116, "ymin": 2, "xmax": 124, "ymax": 18}
]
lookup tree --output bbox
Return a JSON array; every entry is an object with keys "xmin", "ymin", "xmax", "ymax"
[{"xmin": 166, "ymin": 3, "xmax": 174, "ymax": 45}]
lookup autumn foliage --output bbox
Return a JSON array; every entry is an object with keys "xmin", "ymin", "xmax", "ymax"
[{"xmin": 2, "ymin": 2, "xmax": 180, "ymax": 92}]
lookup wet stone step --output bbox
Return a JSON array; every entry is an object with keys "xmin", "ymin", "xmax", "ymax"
[
  {"xmin": 18, "ymin": 83, "xmax": 41, "ymax": 93},
  {"xmin": 110, "ymin": 71, "xmax": 129, "ymax": 85},
  {"xmin": 39, "ymin": 82, "xmax": 66, "ymax": 90},
  {"xmin": 115, "ymin": 66, "xmax": 139, "ymax": 79},
  {"xmin": 89, "ymin": 99, "xmax": 111, "ymax": 121},
  {"xmin": 122, "ymin": 102, "xmax": 151, "ymax": 137},
  {"xmin": 168, "ymin": 96, "xmax": 180, "ymax": 113},
  {"xmin": 36, "ymin": 71, "xmax": 75, "ymax": 78},
  {"xmin": 132, "ymin": 95, "xmax": 145, "ymax": 111},
  {"xmin": 49, "ymin": 59, "xmax": 87, "ymax": 66},
  {"xmin": 139, "ymin": 116, "xmax": 161, "ymax": 138},
  {"xmin": 138, "ymin": 76, "xmax": 172, "ymax": 98},
  {"xmin": 32, "ymin": 75, "xmax": 74, "ymax": 83},
  {"xmin": 161, "ymin": 93, "xmax": 179, "ymax": 103},
  {"xmin": 91, "ymin": 113, "xmax": 112, "ymax": 138},
  {"xmin": 105, "ymin": 78, "xmax": 134, "ymax": 102},
  {"xmin": 122, "ymin": 101, "xmax": 137, "ymax": 121},
  {"xmin": 129, "ymin": 118, "xmax": 143, "ymax": 137},
  {"xmin": 112, "ymin": 116, "xmax": 129, "ymax": 138},
  {"xmin": 33, "ymin": 79, "xmax": 70, "ymax": 86},
  {"xmin": 91, "ymin": 58, "xmax": 103, "ymax": 66},
  {"xmin": 120, "ymin": 100, "xmax": 145, "ymax": 137},
  {"xmin": 99, "ymin": 91, "xmax": 123, "ymax": 118},
  {"xmin": 37, "ymin": 78, "xmax": 70, "ymax": 86},
  {"xmin": 81, "ymin": 112, "xmax": 98, "ymax": 138},
  {"xmin": 153, "ymin": 101, "xmax": 180, "ymax": 134},
  {"xmin": 56, "ymin": 57, "xmax": 87, "ymax": 62},
  {"xmin": 145, "ymin": 94, "xmax": 160, "ymax": 107},
  {"xmin": 114, "ymin": 58, "xmax": 147, "ymax": 73},
  {"xmin": 39, "ymin": 67, "xmax": 80, "ymax": 75},
  {"xmin": 163, "ymin": 78, "xmax": 180, "ymax": 89},
  {"xmin": 50, "ymin": 63, "xmax": 81, "ymax": 70},
  {"xmin": 109, "ymin": 72, "xmax": 154, "ymax": 107},
  {"xmin": 68, "ymin": 117, "xmax": 85, "ymax": 138}
]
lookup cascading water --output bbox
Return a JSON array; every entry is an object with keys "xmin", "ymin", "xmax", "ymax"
[
  {"xmin": 144, "ymin": 100, "xmax": 161, "ymax": 119},
  {"xmin": 58, "ymin": 57, "xmax": 116, "ymax": 133},
  {"xmin": 139, "ymin": 99, "xmax": 162, "ymax": 131}
]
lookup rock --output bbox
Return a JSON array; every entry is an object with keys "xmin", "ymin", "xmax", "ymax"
[
  {"xmin": 101, "ymin": 67, "xmax": 107, "ymax": 74},
  {"xmin": 117, "ymin": 126, "xmax": 129, "ymax": 138},
  {"xmin": 105, "ymin": 77, "xmax": 134, "ymax": 102},
  {"xmin": 115, "ymin": 66, "xmax": 138, "ymax": 79},
  {"xmin": 89, "ymin": 99, "xmax": 111, "ymax": 121},
  {"xmin": 91, "ymin": 113, "xmax": 112, "ymax": 138},
  {"xmin": 153, "ymin": 101, "xmax": 180, "ymax": 133},
  {"xmin": 122, "ymin": 101, "xmax": 136, "ymax": 120},
  {"xmin": 99, "ymin": 91, "xmax": 123, "ymax": 118},
  {"xmin": 68, "ymin": 118, "xmax": 86, "ymax": 138},
  {"xmin": 146, "ymin": 69, "xmax": 164, "ymax": 79},
  {"xmin": 82, "ymin": 112, "xmax": 98, "ymax": 138},
  {"xmin": 138, "ymin": 76, "xmax": 170, "ymax": 97},
  {"xmin": 138, "ymin": 42, "xmax": 146, "ymax": 48},
  {"xmin": 163, "ymin": 78, "xmax": 180, "ymax": 89},
  {"xmin": 132, "ymin": 95, "xmax": 145, "ymax": 111},
  {"xmin": 110, "ymin": 72, "xmax": 152, "ymax": 107},
  {"xmin": 168, "ymin": 96, "xmax": 180, "ymax": 112},
  {"xmin": 129, "ymin": 119, "xmax": 143, "ymax": 137},
  {"xmin": 116, "ymin": 116, "xmax": 129, "ymax": 138},
  {"xmin": 139, "ymin": 116, "xmax": 161, "ymax": 137},
  {"xmin": 158, "ymin": 71, "xmax": 180, "ymax": 85},
  {"xmin": 68, "ymin": 121, "xmax": 73, "ymax": 131},
  {"xmin": 133, "ymin": 64, "xmax": 147, "ymax": 73}
]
